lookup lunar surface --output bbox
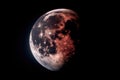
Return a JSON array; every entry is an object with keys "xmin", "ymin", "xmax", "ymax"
[{"xmin": 29, "ymin": 9, "xmax": 80, "ymax": 71}]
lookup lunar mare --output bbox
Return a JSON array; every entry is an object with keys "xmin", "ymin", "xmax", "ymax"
[{"xmin": 29, "ymin": 9, "xmax": 80, "ymax": 71}]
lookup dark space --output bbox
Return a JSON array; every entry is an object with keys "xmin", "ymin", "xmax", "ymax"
[{"xmin": 4, "ymin": 0, "xmax": 113, "ymax": 79}]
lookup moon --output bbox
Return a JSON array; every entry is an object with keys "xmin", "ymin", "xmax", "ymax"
[{"xmin": 29, "ymin": 8, "xmax": 80, "ymax": 71}]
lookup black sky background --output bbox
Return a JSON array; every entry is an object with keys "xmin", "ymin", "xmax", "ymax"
[{"xmin": 2, "ymin": 0, "xmax": 114, "ymax": 79}]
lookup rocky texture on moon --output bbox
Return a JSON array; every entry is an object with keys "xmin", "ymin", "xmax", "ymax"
[{"xmin": 29, "ymin": 9, "xmax": 80, "ymax": 71}]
